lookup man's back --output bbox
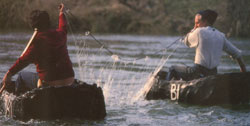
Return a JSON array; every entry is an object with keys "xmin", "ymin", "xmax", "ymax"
[
  {"xmin": 184, "ymin": 26, "xmax": 242, "ymax": 69},
  {"xmin": 195, "ymin": 26, "xmax": 225, "ymax": 69}
]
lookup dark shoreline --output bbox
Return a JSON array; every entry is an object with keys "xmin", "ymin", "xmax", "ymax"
[{"xmin": 0, "ymin": 0, "xmax": 249, "ymax": 37}]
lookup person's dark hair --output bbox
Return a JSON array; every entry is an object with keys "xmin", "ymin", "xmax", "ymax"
[
  {"xmin": 29, "ymin": 10, "xmax": 50, "ymax": 30},
  {"xmin": 198, "ymin": 9, "xmax": 218, "ymax": 25}
]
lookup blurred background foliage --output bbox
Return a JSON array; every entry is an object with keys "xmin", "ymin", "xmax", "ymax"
[{"xmin": 0, "ymin": 0, "xmax": 249, "ymax": 37}]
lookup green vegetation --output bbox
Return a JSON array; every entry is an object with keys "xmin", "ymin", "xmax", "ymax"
[{"xmin": 0, "ymin": 0, "xmax": 249, "ymax": 37}]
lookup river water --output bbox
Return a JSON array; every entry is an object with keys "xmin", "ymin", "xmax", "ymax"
[{"xmin": 0, "ymin": 33, "xmax": 249, "ymax": 126}]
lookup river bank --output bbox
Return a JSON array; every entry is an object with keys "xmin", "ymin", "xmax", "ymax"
[{"xmin": 0, "ymin": 0, "xmax": 250, "ymax": 37}]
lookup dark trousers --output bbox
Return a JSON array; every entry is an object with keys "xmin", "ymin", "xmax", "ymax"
[
  {"xmin": 167, "ymin": 64, "xmax": 217, "ymax": 81},
  {"xmin": 15, "ymin": 71, "xmax": 39, "ymax": 94}
]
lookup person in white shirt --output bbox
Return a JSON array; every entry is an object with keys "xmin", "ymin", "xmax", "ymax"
[{"xmin": 166, "ymin": 9, "xmax": 246, "ymax": 81}]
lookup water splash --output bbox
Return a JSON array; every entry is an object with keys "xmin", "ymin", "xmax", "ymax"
[
  {"xmin": 131, "ymin": 59, "xmax": 165, "ymax": 102},
  {"xmin": 64, "ymin": 11, "xmax": 183, "ymax": 107},
  {"xmin": 131, "ymin": 43, "xmax": 180, "ymax": 103},
  {"xmin": 1, "ymin": 92, "xmax": 16, "ymax": 118},
  {"xmin": 71, "ymin": 34, "xmax": 181, "ymax": 106}
]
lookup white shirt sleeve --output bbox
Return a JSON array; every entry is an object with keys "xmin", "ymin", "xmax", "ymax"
[
  {"xmin": 183, "ymin": 29, "xmax": 200, "ymax": 48},
  {"xmin": 223, "ymin": 38, "xmax": 242, "ymax": 59}
]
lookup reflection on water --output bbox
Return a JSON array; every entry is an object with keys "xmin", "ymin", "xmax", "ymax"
[{"xmin": 0, "ymin": 33, "xmax": 250, "ymax": 125}]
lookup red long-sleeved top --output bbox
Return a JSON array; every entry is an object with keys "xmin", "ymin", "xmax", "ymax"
[{"xmin": 9, "ymin": 14, "xmax": 74, "ymax": 82}]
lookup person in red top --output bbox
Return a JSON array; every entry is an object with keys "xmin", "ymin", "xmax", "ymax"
[{"xmin": 2, "ymin": 4, "xmax": 74, "ymax": 93}]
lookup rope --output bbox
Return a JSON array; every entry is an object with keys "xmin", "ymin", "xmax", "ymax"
[
  {"xmin": 87, "ymin": 32, "xmax": 184, "ymax": 62},
  {"xmin": 88, "ymin": 32, "xmax": 114, "ymax": 56},
  {"xmin": 61, "ymin": 2, "xmax": 185, "ymax": 63}
]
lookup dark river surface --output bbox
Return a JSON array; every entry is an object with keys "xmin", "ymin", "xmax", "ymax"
[{"xmin": 0, "ymin": 33, "xmax": 249, "ymax": 125}]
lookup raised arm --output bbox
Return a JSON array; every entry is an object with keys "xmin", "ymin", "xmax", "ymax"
[
  {"xmin": 182, "ymin": 14, "xmax": 203, "ymax": 48},
  {"xmin": 183, "ymin": 28, "xmax": 200, "ymax": 48},
  {"xmin": 58, "ymin": 3, "xmax": 67, "ymax": 33}
]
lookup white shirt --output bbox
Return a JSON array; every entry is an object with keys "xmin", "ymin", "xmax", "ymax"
[{"xmin": 183, "ymin": 26, "xmax": 242, "ymax": 69}]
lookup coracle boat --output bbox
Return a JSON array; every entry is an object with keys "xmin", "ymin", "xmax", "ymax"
[
  {"xmin": 0, "ymin": 79, "xmax": 106, "ymax": 121},
  {"xmin": 146, "ymin": 69, "xmax": 250, "ymax": 106}
]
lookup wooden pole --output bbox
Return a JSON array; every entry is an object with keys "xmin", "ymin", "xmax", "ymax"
[
  {"xmin": 21, "ymin": 28, "xmax": 38, "ymax": 57},
  {"xmin": 0, "ymin": 83, "xmax": 6, "ymax": 94}
]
